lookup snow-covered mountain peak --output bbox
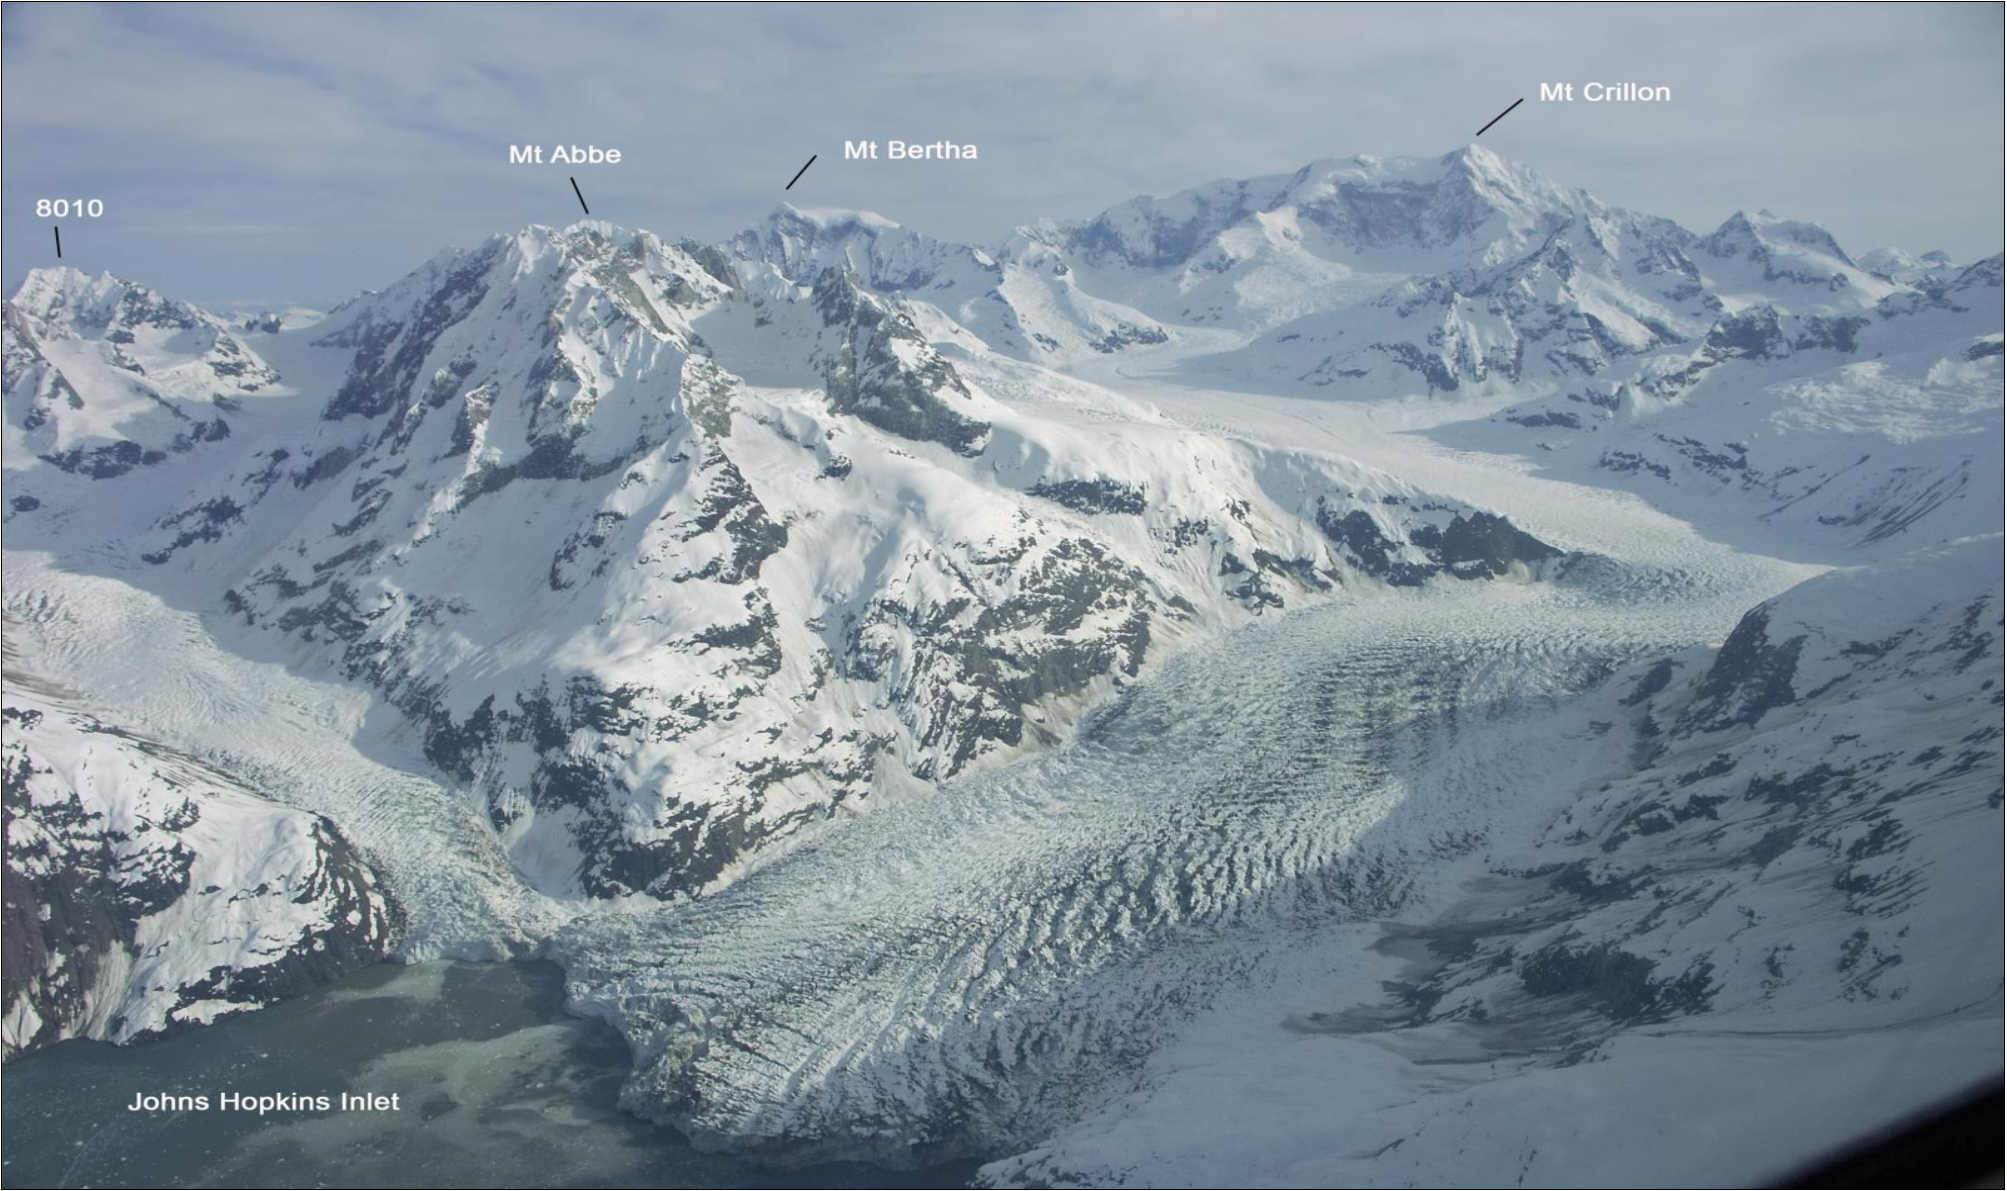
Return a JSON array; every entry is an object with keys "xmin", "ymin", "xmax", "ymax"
[
  {"xmin": 8, "ymin": 266, "xmax": 216, "ymax": 337},
  {"xmin": 6, "ymin": 196, "xmax": 1591, "ymax": 904},
  {"xmin": 1693, "ymin": 208, "xmax": 1899, "ymax": 311},
  {"xmin": 1051, "ymin": 146, "xmax": 1595, "ymax": 277},
  {"xmin": 1861, "ymin": 245, "xmax": 1965, "ymax": 287},
  {"xmin": 729, "ymin": 203, "xmax": 997, "ymax": 295},
  {"xmin": 1432, "ymin": 141, "xmax": 1600, "ymax": 235},
  {"xmin": 364, "ymin": 220, "xmax": 721, "ymax": 303},
  {"xmin": 303, "ymin": 217, "xmax": 747, "ymax": 426},
  {"xmin": 9, "ymin": 265, "xmax": 106, "ymax": 318},
  {"xmin": 4, "ymin": 136, "xmax": 1999, "ymax": 1178},
  {"xmin": 1711, "ymin": 208, "xmax": 1853, "ymax": 261},
  {"xmin": 487, "ymin": 219, "xmax": 709, "ymax": 280},
  {"xmin": 3, "ymin": 265, "xmax": 283, "ymax": 480},
  {"xmin": 716, "ymin": 147, "xmax": 1945, "ymax": 380}
]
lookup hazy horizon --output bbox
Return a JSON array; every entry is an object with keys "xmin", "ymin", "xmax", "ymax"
[{"xmin": 4, "ymin": 2, "xmax": 2001, "ymax": 308}]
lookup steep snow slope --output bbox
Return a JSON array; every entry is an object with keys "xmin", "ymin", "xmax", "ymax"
[
  {"xmin": 737, "ymin": 146, "xmax": 1703, "ymax": 374},
  {"xmin": 1, "ymin": 143, "xmax": 1996, "ymax": 1181},
  {"xmin": 730, "ymin": 204, "xmax": 1176, "ymax": 364},
  {"xmin": 1692, "ymin": 208, "xmax": 1904, "ymax": 314},
  {"xmin": 740, "ymin": 146, "xmax": 1984, "ymax": 421},
  {"xmin": 4, "ymin": 230, "xmax": 1562, "ymax": 906},
  {"xmin": 2, "ymin": 671, "xmax": 394, "ymax": 1056},
  {"xmin": 2, "ymin": 269, "xmax": 271, "ymax": 482},
  {"xmin": 4, "ymin": 556, "xmax": 567, "ymax": 967}
]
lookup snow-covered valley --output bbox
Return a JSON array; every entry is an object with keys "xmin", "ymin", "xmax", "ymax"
[{"xmin": 3, "ymin": 145, "xmax": 1999, "ymax": 1185}]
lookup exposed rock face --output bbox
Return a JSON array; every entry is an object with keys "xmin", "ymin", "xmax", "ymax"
[
  {"xmin": 1028, "ymin": 478, "xmax": 1148, "ymax": 516},
  {"xmin": 1318, "ymin": 503, "xmax": 1565, "ymax": 586},
  {"xmin": 812, "ymin": 269, "xmax": 991, "ymax": 455},
  {"xmin": 0, "ymin": 141, "xmax": 1996, "ymax": 1184},
  {"xmin": 7, "ymin": 220, "xmax": 1561, "ymax": 903},
  {"xmin": 553, "ymin": 540, "xmax": 2001, "ymax": 1174},
  {"xmin": 3, "ymin": 271, "xmax": 269, "ymax": 480},
  {"xmin": 2, "ymin": 684, "xmax": 394, "ymax": 1058}
]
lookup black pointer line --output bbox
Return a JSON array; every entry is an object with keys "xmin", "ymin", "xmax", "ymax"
[
  {"xmin": 570, "ymin": 176, "xmax": 591, "ymax": 215},
  {"xmin": 785, "ymin": 154, "xmax": 817, "ymax": 191},
  {"xmin": 53, "ymin": 226, "xmax": 62, "ymax": 258},
  {"xmin": 1474, "ymin": 97, "xmax": 1525, "ymax": 138}
]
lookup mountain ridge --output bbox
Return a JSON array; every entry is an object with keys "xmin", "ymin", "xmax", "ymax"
[
  {"xmin": 5, "ymin": 194, "xmax": 1583, "ymax": 913},
  {"xmin": 3, "ymin": 142, "xmax": 1997, "ymax": 1146}
]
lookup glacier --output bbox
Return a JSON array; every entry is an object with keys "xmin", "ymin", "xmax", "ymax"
[{"xmin": 2, "ymin": 144, "xmax": 1998, "ymax": 1186}]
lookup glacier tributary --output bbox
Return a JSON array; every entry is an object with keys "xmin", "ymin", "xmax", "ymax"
[{"xmin": 555, "ymin": 547, "xmax": 1814, "ymax": 1165}]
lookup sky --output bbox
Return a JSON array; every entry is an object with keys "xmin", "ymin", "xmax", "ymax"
[{"xmin": 3, "ymin": 2, "xmax": 2002, "ymax": 308}]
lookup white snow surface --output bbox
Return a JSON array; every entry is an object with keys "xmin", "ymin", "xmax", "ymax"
[
  {"xmin": 2, "ymin": 144, "xmax": 2000, "ymax": 1184},
  {"xmin": 982, "ymin": 537, "xmax": 2004, "ymax": 1187},
  {"xmin": 1, "ymin": 671, "xmax": 395, "ymax": 1053}
]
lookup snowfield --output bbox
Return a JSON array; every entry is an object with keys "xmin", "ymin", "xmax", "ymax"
[{"xmin": 2, "ymin": 144, "xmax": 1999, "ymax": 1186}]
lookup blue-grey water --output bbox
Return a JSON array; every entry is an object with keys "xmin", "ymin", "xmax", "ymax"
[{"xmin": 0, "ymin": 960, "xmax": 980, "ymax": 1189}]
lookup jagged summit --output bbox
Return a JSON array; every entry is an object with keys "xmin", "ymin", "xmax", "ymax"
[
  {"xmin": 10, "ymin": 263, "xmax": 100, "ymax": 299},
  {"xmin": 3, "ymin": 161, "xmax": 1590, "ymax": 904},
  {"xmin": 7, "ymin": 143, "xmax": 1998, "ymax": 887},
  {"xmin": 9, "ymin": 266, "xmax": 203, "ymax": 332},
  {"xmin": 1707, "ymin": 208, "xmax": 1851, "ymax": 258},
  {"xmin": 2, "ymin": 133, "xmax": 1998, "ymax": 1189}
]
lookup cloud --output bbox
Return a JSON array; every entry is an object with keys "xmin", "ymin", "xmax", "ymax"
[{"xmin": 4, "ymin": 2, "xmax": 1999, "ymax": 305}]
